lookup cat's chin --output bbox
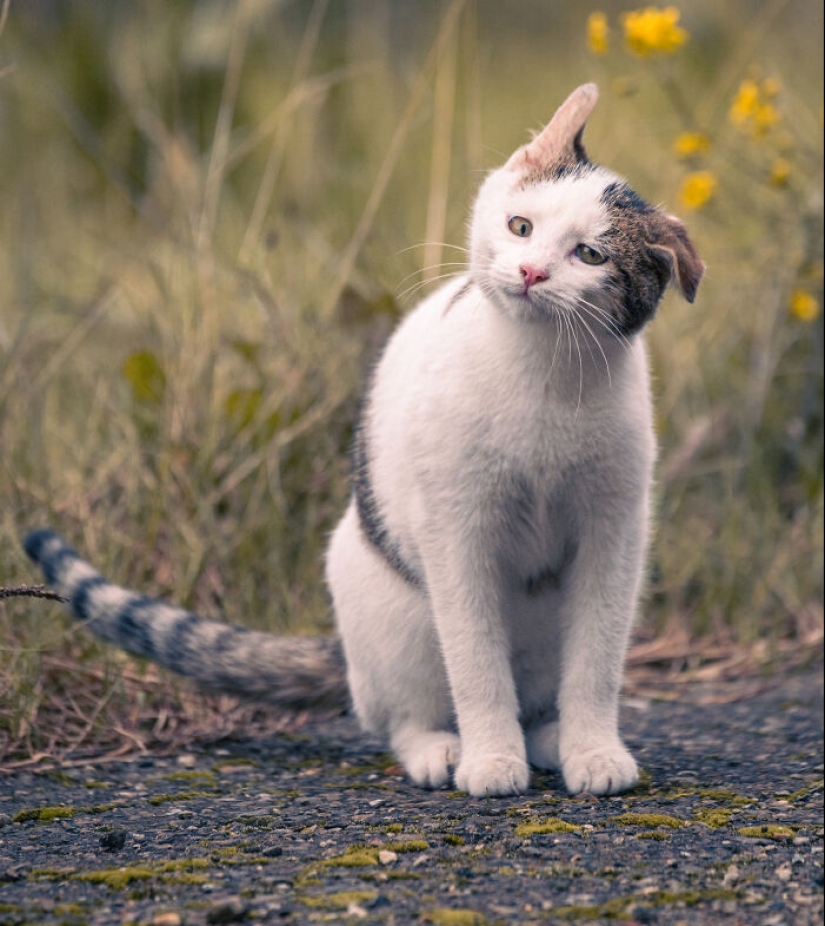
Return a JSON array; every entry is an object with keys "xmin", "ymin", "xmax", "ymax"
[{"xmin": 496, "ymin": 289, "xmax": 562, "ymax": 325}]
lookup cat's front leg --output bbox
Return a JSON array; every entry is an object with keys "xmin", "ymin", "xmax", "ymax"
[
  {"xmin": 423, "ymin": 544, "xmax": 529, "ymax": 797},
  {"xmin": 556, "ymin": 505, "xmax": 648, "ymax": 796}
]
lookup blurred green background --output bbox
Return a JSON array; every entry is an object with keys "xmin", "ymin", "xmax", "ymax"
[{"xmin": 0, "ymin": 0, "xmax": 822, "ymax": 754}]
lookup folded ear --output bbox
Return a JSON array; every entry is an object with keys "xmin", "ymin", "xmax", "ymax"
[
  {"xmin": 505, "ymin": 83, "xmax": 599, "ymax": 173},
  {"xmin": 646, "ymin": 213, "xmax": 705, "ymax": 303}
]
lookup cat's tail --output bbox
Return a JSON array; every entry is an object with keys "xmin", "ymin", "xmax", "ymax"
[{"xmin": 23, "ymin": 529, "xmax": 349, "ymax": 711}]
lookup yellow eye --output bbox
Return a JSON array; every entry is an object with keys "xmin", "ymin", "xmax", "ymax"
[
  {"xmin": 508, "ymin": 216, "xmax": 533, "ymax": 238},
  {"xmin": 575, "ymin": 243, "xmax": 608, "ymax": 265}
]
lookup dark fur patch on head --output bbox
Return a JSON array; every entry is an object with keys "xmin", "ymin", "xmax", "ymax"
[{"xmin": 597, "ymin": 182, "xmax": 675, "ymax": 335}]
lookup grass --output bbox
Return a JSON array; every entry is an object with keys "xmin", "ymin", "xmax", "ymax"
[{"xmin": 0, "ymin": 1, "xmax": 822, "ymax": 764}]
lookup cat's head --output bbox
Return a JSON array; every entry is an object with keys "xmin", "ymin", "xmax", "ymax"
[{"xmin": 469, "ymin": 83, "xmax": 704, "ymax": 337}]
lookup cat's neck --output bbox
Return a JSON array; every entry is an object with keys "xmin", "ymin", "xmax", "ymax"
[{"xmin": 463, "ymin": 277, "xmax": 639, "ymax": 406}]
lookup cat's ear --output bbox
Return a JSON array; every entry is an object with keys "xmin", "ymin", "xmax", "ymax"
[
  {"xmin": 505, "ymin": 83, "xmax": 599, "ymax": 173},
  {"xmin": 646, "ymin": 213, "xmax": 705, "ymax": 303}
]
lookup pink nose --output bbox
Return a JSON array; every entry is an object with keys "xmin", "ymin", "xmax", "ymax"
[{"xmin": 520, "ymin": 264, "xmax": 548, "ymax": 290}]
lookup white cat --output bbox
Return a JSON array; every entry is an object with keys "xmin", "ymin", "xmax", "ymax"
[{"xmin": 25, "ymin": 83, "xmax": 703, "ymax": 797}]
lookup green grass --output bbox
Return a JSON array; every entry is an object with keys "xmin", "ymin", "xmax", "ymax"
[{"xmin": 0, "ymin": 1, "xmax": 821, "ymax": 762}]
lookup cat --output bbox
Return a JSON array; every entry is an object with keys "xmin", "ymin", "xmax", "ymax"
[{"xmin": 24, "ymin": 83, "xmax": 704, "ymax": 798}]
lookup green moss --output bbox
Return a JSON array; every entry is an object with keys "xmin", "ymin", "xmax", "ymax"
[
  {"xmin": 696, "ymin": 788, "xmax": 755, "ymax": 806},
  {"xmin": 785, "ymin": 778, "xmax": 824, "ymax": 802},
  {"xmin": 162, "ymin": 770, "xmax": 218, "ymax": 785},
  {"xmin": 47, "ymin": 770, "xmax": 76, "ymax": 787},
  {"xmin": 552, "ymin": 888, "xmax": 740, "ymax": 920},
  {"xmin": 13, "ymin": 803, "xmax": 117, "ymax": 823},
  {"xmin": 76, "ymin": 866, "xmax": 156, "ymax": 890},
  {"xmin": 36, "ymin": 857, "xmax": 213, "ymax": 892},
  {"xmin": 385, "ymin": 839, "xmax": 429, "ymax": 853},
  {"xmin": 737, "ymin": 824, "xmax": 797, "ymax": 840},
  {"xmin": 29, "ymin": 868, "xmax": 73, "ymax": 881},
  {"xmin": 211, "ymin": 757, "xmax": 260, "ymax": 770},
  {"xmin": 514, "ymin": 817, "xmax": 582, "ymax": 837},
  {"xmin": 382, "ymin": 823, "xmax": 404, "ymax": 834},
  {"xmin": 299, "ymin": 890, "xmax": 378, "ymax": 910},
  {"xmin": 693, "ymin": 808, "xmax": 732, "ymax": 828},
  {"xmin": 147, "ymin": 790, "xmax": 214, "ymax": 805},
  {"xmin": 422, "ymin": 909, "xmax": 489, "ymax": 926},
  {"xmin": 607, "ymin": 813, "xmax": 686, "ymax": 829},
  {"xmin": 323, "ymin": 845, "xmax": 381, "ymax": 867},
  {"xmin": 651, "ymin": 889, "xmax": 739, "ymax": 906},
  {"xmin": 443, "ymin": 834, "xmax": 465, "ymax": 846}
]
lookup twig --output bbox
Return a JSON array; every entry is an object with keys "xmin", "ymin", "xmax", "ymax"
[{"xmin": 0, "ymin": 585, "xmax": 68, "ymax": 603}]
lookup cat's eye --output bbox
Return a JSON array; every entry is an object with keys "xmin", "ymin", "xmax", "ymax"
[
  {"xmin": 575, "ymin": 243, "xmax": 608, "ymax": 265},
  {"xmin": 508, "ymin": 216, "xmax": 533, "ymax": 238}
]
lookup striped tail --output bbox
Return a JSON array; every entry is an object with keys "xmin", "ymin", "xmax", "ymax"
[{"xmin": 23, "ymin": 529, "xmax": 349, "ymax": 711}]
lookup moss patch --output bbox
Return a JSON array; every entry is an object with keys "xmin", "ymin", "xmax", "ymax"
[
  {"xmin": 737, "ymin": 824, "xmax": 797, "ymax": 841},
  {"xmin": 13, "ymin": 803, "xmax": 118, "ymax": 823},
  {"xmin": 421, "ymin": 909, "xmax": 489, "ymax": 925},
  {"xmin": 147, "ymin": 790, "xmax": 215, "ymax": 806},
  {"xmin": 161, "ymin": 770, "xmax": 218, "ymax": 786},
  {"xmin": 385, "ymin": 839, "xmax": 429, "ymax": 853},
  {"xmin": 693, "ymin": 808, "xmax": 732, "ymax": 828},
  {"xmin": 607, "ymin": 813, "xmax": 686, "ymax": 829},
  {"xmin": 298, "ymin": 890, "xmax": 378, "ymax": 910},
  {"xmin": 515, "ymin": 817, "xmax": 582, "ymax": 837}
]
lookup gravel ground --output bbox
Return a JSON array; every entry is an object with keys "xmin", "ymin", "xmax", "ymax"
[{"xmin": 0, "ymin": 665, "xmax": 822, "ymax": 926}]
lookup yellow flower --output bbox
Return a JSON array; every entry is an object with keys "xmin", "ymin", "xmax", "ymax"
[
  {"xmin": 789, "ymin": 289, "xmax": 820, "ymax": 322},
  {"xmin": 622, "ymin": 6, "xmax": 688, "ymax": 57},
  {"xmin": 770, "ymin": 158, "xmax": 791, "ymax": 187},
  {"xmin": 729, "ymin": 79, "xmax": 760, "ymax": 125},
  {"xmin": 729, "ymin": 78, "xmax": 781, "ymax": 136},
  {"xmin": 679, "ymin": 170, "xmax": 717, "ymax": 210},
  {"xmin": 587, "ymin": 12, "xmax": 610, "ymax": 54},
  {"xmin": 673, "ymin": 131, "xmax": 711, "ymax": 158}
]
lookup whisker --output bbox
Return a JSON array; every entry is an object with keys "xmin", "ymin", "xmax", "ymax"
[
  {"xmin": 396, "ymin": 242, "xmax": 470, "ymax": 255},
  {"xmin": 576, "ymin": 297, "xmax": 630, "ymax": 348},
  {"xmin": 571, "ymin": 304, "xmax": 612, "ymax": 387},
  {"xmin": 396, "ymin": 262, "xmax": 468, "ymax": 289},
  {"xmin": 397, "ymin": 270, "xmax": 466, "ymax": 302}
]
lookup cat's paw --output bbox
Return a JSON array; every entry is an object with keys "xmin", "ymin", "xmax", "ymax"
[
  {"xmin": 454, "ymin": 752, "xmax": 530, "ymax": 797},
  {"xmin": 562, "ymin": 742, "xmax": 638, "ymax": 795},
  {"xmin": 525, "ymin": 721, "xmax": 561, "ymax": 769},
  {"xmin": 398, "ymin": 732, "xmax": 461, "ymax": 789}
]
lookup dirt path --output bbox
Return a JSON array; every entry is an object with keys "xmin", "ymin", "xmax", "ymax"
[{"xmin": 0, "ymin": 665, "xmax": 821, "ymax": 926}]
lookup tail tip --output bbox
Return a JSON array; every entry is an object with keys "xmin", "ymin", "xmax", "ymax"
[{"xmin": 24, "ymin": 528, "xmax": 63, "ymax": 564}]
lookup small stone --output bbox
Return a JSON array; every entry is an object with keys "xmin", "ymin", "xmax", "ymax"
[
  {"xmin": 153, "ymin": 914, "xmax": 183, "ymax": 926},
  {"xmin": 378, "ymin": 850, "xmax": 398, "ymax": 865},
  {"xmin": 206, "ymin": 897, "xmax": 248, "ymax": 923},
  {"xmin": 775, "ymin": 862, "xmax": 793, "ymax": 882},
  {"xmin": 346, "ymin": 903, "xmax": 368, "ymax": 919},
  {"xmin": 722, "ymin": 864, "xmax": 740, "ymax": 886},
  {"xmin": 177, "ymin": 754, "xmax": 197, "ymax": 769},
  {"xmin": 99, "ymin": 829, "xmax": 128, "ymax": 852}
]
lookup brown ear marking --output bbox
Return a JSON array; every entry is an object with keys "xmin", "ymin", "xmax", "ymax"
[
  {"xmin": 506, "ymin": 83, "xmax": 600, "ymax": 172},
  {"xmin": 646, "ymin": 214, "xmax": 705, "ymax": 303}
]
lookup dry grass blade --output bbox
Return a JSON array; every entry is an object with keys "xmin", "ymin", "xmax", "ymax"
[{"xmin": 0, "ymin": 586, "xmax": 68, "ymax": 604}]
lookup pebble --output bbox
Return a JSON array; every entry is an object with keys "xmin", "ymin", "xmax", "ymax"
[
  {"xmin": 206, "ymin": 897, "xmax": 249, "ymax": 923},
  {"xmin": 152, "ymin": 914, "xmax": 182, "ymax": 926},
  {"xmin": 378, "ymin": 849, "xmax": 398, "ymax": 865}
]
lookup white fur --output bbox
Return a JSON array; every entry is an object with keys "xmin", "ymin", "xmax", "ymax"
[{"xmin": 326, "ymin": 107, "xmax": 657, "ymax": 798}]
